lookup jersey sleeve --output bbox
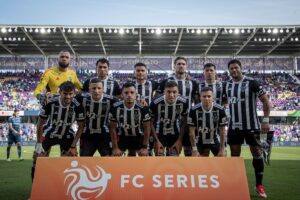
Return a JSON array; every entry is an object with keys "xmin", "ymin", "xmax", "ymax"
[
  {"xmin": 75, "ymin": 104, "xmax": 85, "ymax": 122},
  {"xmin": 142, "ymin": 107, "xmax": 151, "ymax": 122},
  {"xmin": 33, "ymin": 70, "xmax": 50, "ymax": 96},
  {"xmin": 192, "ymin": 80, "xmax": 199, "ymax": 96},
  {"xmin": 187, "ymin": 108, "xmax": 196, "ymax": 127},
  {"xmin": 109, "ymin": 106, "xmax": 117, "ymax": 122},
  {"xmin": 8, "ymin": 117, "xmax": 13, "ymax": 124},
  {"xmin": 149, "ymin": 101, "xmax": 157, "ymax": 119},
  {"xmin": 39, "ymin": 103, "xmax": 51, "ymax": 119},
  {"xmin": 156, "ymin": 79, "xmax": 167, "ymax": 94},
  {"xmin": 181, "ymin": 101, "xmax": 189, "ymax": 116},
  {"xmin": 218, "ymin": 108, "xmax": 228, "ymax": 127},
  {"xmin": 251, "ymin": 79, "xmax": 266, "ymax": 97},
  {"xmin": 73, "ymin": 72, "xmax": 83, "ymax": 90}
]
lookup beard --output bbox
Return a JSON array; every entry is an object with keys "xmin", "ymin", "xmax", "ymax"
[{"xmin": 59, "ymin": 62, "xmax": 69, "ymax": 68}]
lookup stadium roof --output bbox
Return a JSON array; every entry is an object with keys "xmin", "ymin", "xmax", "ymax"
[{"xmin": 0, "ymin": 25, "xmax": 300, "ymax": 57}]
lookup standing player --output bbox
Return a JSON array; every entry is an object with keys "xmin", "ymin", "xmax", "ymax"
[
  {"xmin": 225, "ymin": 59, "xmax": 270, "ymax": 198},
  {"xmin": 133, "ymin": 62, "xmax": 159, "ymax": 155},
  {"xmin": 150, "ymin": 81, "xmax": 188, "ymax": 156},
  {"xmin": 6, "ymin": 109, "xmax": 23, "ymax": 161},
  {"xmin": 157, "ymin": 56, "xmax": 199, "ymax": 156},
  {"xmin": 188, "ymin": 87, "xmax": 227, "ymax": 157},
  {"xmin": 32, "ymin": 81, "xmax": 85, "ymax": 180},
  {"xmin": 79, "ymin": 78, "xmax": 118, "ymax": 157},
  {"xmin": 83, "ymin": 58, "xmax": 121, "ymax": 97},
  {"xmin": 109, "ymin": 82, "xmax": 151, "ymax": 157},
  {"xmin": 199, "ymin": 63, "xmax": 225, "ymax": 106},
  {"xmin": 34, "ymin": 50, "xmax": 82, "ymax": 103}
]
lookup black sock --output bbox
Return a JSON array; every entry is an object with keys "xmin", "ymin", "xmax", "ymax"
[
  {"xmin": 17, "ymin": 146, "xmax": 22, "ymax": 158},
  {"xmin": 252, "ymin": 157, "xmax": 264, "ymax": 186},
  {"xmin": 7, "ymin": 146, "xmax": 11, "ymax": 159}
]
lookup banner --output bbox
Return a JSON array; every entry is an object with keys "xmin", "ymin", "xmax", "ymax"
[{"xmin": 31, "ymin": 157, "xmax": 250, "ymax": 200}]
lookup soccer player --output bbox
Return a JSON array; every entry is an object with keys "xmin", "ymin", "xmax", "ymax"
[
  {"xmin": 78, "ymin": 78, "xmax": 118, "ymax": 157},
  {"xmin": 31, "ymin": 81, "xmax": 85, "ymax": 180},
  {"xmin": 83, "ymin": 58, "xmax": 121, "ymax": 97},
  {"xmin": 109, "ymin": 82, "xmax": 151, "ymax": 157},
  {"xmin": 34, "ymin": 50, "xmax": 82, "ymax": 104},
  {"xmin": 225, "ymin": 59, "xmax": 270, "ymax": 198},
  {"xmin": 156, "ymin": 56, "xmax": 199, "ymax": 156},
  {"xmin": 188, "ymin": 87, "xmax": 227, "ymax": 157},
  {"xmin": 133, "ymin": 62, "xmax": 159, "ymax": 155},
  {"xmin": 7, "ymin": 109, "xmax": 23, "ymax": 161},
  {"xmin": 199, "ymin": 63, "xmax": 225, "ymax": 106},
  {"xmin": 150, "ymin": 81, "xmax": 188, "ymax": 156}
]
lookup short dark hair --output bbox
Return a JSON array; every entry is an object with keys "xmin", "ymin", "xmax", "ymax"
[
  {"xmin": 228, "ymin": 59, "xmax": 242, "ymax": 69},
  {"xmin": 165, "ymin": 80, "xmax": 178, "ymax": 89},
  {"xmin": 122, "ymin": 81, "xmax": 136, "ymax": 91},
  {"xmin": 200, "ymin": 86, "xmax": 213, "ymax": 94},
  {"xmin": 204, "ymin": 63, "xmax": 216, "ymax": 70},
  {"xmin": 96, "ymin": 58, "xmax": 109, "ymax": 67},
  {"xmin": 174, "ymin": 56, "xmax": 187, "ymax": 65},
  {"xmin": 89, "ymin": 78, "xmax": 102, "ymax": 84},
  {"xmin": 14, "ymin": 109, "xmax": 19, "ymax": 113},
  {"xmin": 59, "ymin": 81, "xmax": 76, "ymax": 92},
  {"xmin": 134, "ymin": 62, "xmax": 147, "ymax": 69}
]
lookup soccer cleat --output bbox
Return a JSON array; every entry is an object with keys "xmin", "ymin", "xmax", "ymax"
[
  {"xmin": 6, "ymin": 158, "xmax": 11, "ymax": 162},
  {"xmin": 19, "ymin": 157, "xmax": 24, "ymax": 161},
  {"xmin": 255, "ymin": 185, "xmax": 267, "ymax": 198}
]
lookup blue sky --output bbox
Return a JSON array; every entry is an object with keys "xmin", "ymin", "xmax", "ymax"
[{"xmin": 0, "ymin": 0, "xmax": 299, "ymax": 25}]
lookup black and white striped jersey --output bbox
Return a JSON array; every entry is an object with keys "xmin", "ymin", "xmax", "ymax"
[
  {"xmin": 224, "ymin": 76, "xmax": 266, "ymax": 131},
  {"xmin": 109, "ymin": 101, "xmax": 151, "ymax": 136},
  {"xmin": 83, "ymin": 77, "xmax": 121, "ymax": 96},
  {"xmin": 157, "ymin": 76, "xmax": 199, "ymax": 109},
  {"xmin": 199, "ymin": 81, "xmax": 225, "ymax": 105},
  {"xmin": 188, "ymin": 103, "xmax": 227, "ymax": 144},
  {"xmin": 77, "ymin": 94, "xmax": 119, "ymax": 135},
  {"xmin": 39, "ymin": 96, "xmax": 85, "ymax": 139},
  {"xmin": 150, "ymin": 95, "xmax": 188, "ymax": 136},
  {"xmin": 135, "ymin": 80, "xmax": 158, "ymax": 105}
]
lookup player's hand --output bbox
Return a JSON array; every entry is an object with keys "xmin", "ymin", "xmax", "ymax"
[
  {"xmin": 138, "ymin": 98, "xmax": 148, "ymax": 107},
  {"xmin": 138, "ymin": 148, "xmax": 148, "ymax": 156},
  {"xmin": 171, "ymin": 139, "xmax": 182, "ymax": 154},
  {"xmin": 67, "ymin": 147, "xmax": 78, "ymax": 157},
  {"xmin": 192, "ymin": 150, "xmax": 200, "ymax": 157},
  {"xmin": 154, "ymin": 141, "xmax": 164, "ymax": 156},
  {"xmin": 112, "ymin": 148, "xmax": 123, "ymax": 156},
  {"xmin": 261, "ymin": 122, "xmax": 270, "ymax": 134},
  {"xmin": 217, "ymin": 147, "xmax": 226, "ymax": 157},
  {"xmin": 34, "ymin": 142, "xmax": 46, "ymax": 156}
]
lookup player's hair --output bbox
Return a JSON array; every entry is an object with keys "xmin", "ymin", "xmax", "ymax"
[
  {"xmin": 174, "ymin": 56, "xmax": 187, "ymax": 65},
  {"xmin": 14, "ymin": 109, "xmax": 19, "ymax": 113},
  {"xmin": 203, "ymin": 63, "xmax": 216, "ymax": 70},
  {"xmin": 59, "ymin": 81, "xmax": 76, "ymax": 92},
  {"xmin": 165, "ymin": 80, "xmax": 178, "ymax": 89},
  {"xmin": 96, "ymin": 58, "xmax": 109, "ymax": 67},
  {"xmin": 89, "ymin": 78, "xmax": 102, "ymax": 84},
  {"xmin": 134, "ymin": 62, "xmax": 147, "ymax": 69},
  {"xmin": 200, "ymin": 86, "xmax": 213, "ymax": 94},
  {"xmin": 58, "ymin": 50, "xmax": 70, "ymax": 55},
  {"xmin": 122, "ymin": 81, "xmax": 136, "ymax": 91},
  {"xmin": 228, "ymin": 59, "xmax": 242, "ymax": 68}
]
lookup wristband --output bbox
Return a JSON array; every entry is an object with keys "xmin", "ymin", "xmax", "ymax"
[
  {"xmin": 192, "ymin": 146, "xmax": 198, "ymax": 152},
  {"xmin": 262, "ymin": 117, "xmax": 269, "ymax": 123}
]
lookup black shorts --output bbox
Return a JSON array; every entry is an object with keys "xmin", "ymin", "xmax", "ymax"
[
  {"xmin": 182, "ymin": 127, "xmax": 191, "ymax": 146},
  {"xmin": 118, "ymin": 136, "xmax": 144, "ymax": 151},
  {"xmin": 80, "ymin": 133, "xmax": 112, "ymax": 157},
  {"xmin": 227, "ymin": 130, "xmax": 261, "ymax": 146},
  {"xmin": 42, "ymin": 136, "xmax": 73, "ymax": 155},
  {"xmin": 197, "ymin": 143, "xmax": 220, "ymax": 156},
  {"xmin": 158, "ymin": 134, "xmax": 179, "ymax": 148}
]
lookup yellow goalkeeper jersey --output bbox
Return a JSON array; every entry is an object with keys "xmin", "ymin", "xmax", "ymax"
[{"xmin": 33, "ymin": 66, "xmax": 82, "ymax": 96}]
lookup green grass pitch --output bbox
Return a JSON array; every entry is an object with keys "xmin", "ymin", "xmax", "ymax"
[{"xmin": 0, "ymin": 146, "xmax": 299, "ymax": 200}]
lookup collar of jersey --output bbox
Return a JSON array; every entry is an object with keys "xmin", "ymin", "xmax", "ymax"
[
  {"xmin": 201, "ymin": 103, "xmax": 213, "ymax": 113},
  {"xmin": 59, "ymin": 97, "xmax": 70, "ymax": 108},
  {"xmin": 91, "ymin": 95, "xmax": 104, "ymax": 103},
  {"xmin": 232, "ymin": 75, "xmax": 245, "ymax": 83},
  {"xmin": 123, "ymin": 101, "xmax": 136, "ymax": 110}
]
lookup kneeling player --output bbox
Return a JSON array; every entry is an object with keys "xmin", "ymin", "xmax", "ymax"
[
  {"xmin": 150, "ymin": 81, "xmax": 188, "ymax": 156},
  {"xmin": 109, "ymin": 82, "xmax": 151, "ymax": 157},
  {"xmin": 78, "ymin": 78, "xmax": 118, "ymax": 157},
  {"xmin": 188, "ymin": 87, "xmax": 227, "ymax": 157},
  {"xmin": 31, "ymin": 81, "xmax": 85, "ymax": 180}
]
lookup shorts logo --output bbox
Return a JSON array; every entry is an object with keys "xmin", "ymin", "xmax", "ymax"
[{"xmin": 64, "ymin": 161, "xmax": 112, "ymax": 200}]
